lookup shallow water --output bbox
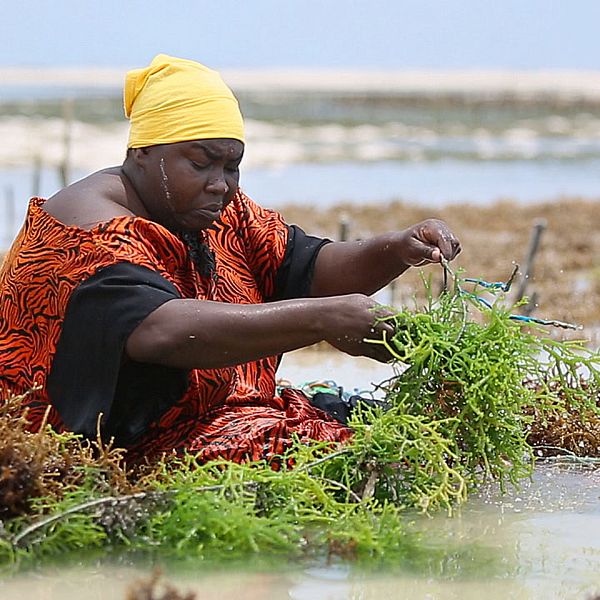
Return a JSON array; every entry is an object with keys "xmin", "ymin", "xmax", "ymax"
[
  {"xmin": 5, "ymin": 158, "xmax": 600, "ymax": 252},
  {"xmin": 1, "ymin": 461, "xmax": 599, "ymax": 599},
  {"xmin": 2, "ymin": 84, "xmax": 600, "ymax": 249},
  {"xmin": 278, "ymin": 348, "xmax": 397, "ymax": 397}
]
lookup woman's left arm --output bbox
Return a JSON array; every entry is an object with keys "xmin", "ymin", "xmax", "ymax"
[{"xmin": 310, "ymin": 219, "xmax": 461, "ymax": 297}]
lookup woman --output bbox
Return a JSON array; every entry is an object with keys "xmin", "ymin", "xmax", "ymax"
[{"xmin": 0, "ymin": 55, "xmax": 461, "ymax": 463}]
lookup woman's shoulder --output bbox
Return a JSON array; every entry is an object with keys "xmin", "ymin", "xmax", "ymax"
[{"xmin": 43, "ymin": 168, "xmax": 135, "ymax": 230}]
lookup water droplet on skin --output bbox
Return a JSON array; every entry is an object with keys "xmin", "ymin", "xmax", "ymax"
[{"xmin": 159, "ymin": 158, "xmax": 174, "ymax": 208}]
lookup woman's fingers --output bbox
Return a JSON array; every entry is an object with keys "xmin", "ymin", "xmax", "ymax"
[
  {"xmin": 361, "ymin": 309, "xmax": 397, "ymax": 362},
  {"xmin": 408, "ymin": 222, "xmax": 461, "ymax": 265}
]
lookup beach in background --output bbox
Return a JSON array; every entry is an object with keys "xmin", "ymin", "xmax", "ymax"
[{"xmin": 1, "ymin": 68, "xmax": 600, "ymax": 212}]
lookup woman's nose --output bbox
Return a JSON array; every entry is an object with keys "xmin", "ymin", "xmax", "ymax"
[{"xmin": 206, "ymin": 176, "xmax": 229, "ymax": 195}]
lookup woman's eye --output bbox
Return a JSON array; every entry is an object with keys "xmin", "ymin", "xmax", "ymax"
[{"xmin": 190, "ymin": 159, "xmax": 239, "ymax": 173}]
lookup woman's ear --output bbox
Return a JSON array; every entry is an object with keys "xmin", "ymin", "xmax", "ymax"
[{"xmin": 129, "ymin": 147, "xmax": 151, "ymax": 169}]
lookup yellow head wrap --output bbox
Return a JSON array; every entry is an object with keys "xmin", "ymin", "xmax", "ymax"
[{"xmin": 124, "ymin": 54, "xmax": 244, "ymax": 148}]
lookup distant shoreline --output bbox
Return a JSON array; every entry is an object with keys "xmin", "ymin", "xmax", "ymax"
[{"xmin": 2, "ymin": 67, "xmax": 600, "ymax": 101}]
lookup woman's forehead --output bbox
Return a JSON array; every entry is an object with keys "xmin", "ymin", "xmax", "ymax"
[{"xmin": 181, "ymin": 139, "xmax": 244, "ymax": 158}]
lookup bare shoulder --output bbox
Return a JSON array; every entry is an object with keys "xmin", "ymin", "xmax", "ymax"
[{"xmin": 43, "ymin": 168, "xmax": 137, "ymax": 230}]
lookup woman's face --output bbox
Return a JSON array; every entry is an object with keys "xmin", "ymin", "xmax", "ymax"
[{"xmin": 134, "ymin": 138, "xmax": 244, "ymax": 232}]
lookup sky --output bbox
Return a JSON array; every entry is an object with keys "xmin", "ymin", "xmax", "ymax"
[{"xmin": 1, "ymin": 0, "xmax": 600, "ymax": 70}]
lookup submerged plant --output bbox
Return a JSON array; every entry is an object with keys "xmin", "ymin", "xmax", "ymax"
[{"xmin": 126, "ymin": 569, "xmax": 196, "ymax": 600}]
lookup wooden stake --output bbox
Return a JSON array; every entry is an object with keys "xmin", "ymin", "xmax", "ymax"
[
  {"xmin": 32, "ymin": 154, "xmax": 42, "ymax": 198},
  {"xmin": 338, "ymin": 214, "xmax": 350, "ymax": 242},
  {"xmin": 4, "ymin": 185, "xmax": 15, "ymax": 249},
  {"xmin": 59, "ymin": 98, "xmax": 74, "ymax": 188},
  {"xmin": 515, "ymin": 218, "xmax": 547, "ymax": 310}
]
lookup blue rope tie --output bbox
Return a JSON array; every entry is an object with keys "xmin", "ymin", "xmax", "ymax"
[{"xmin": 440, "ymin": 258, "xmax": 580, "ymax": 331}]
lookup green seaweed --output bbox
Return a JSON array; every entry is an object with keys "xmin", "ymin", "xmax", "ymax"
[{"xmin": 1, "ymin": 269, "xmax": 599, "ymax": 573}]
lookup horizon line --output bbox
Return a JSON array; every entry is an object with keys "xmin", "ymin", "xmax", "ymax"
[{"xmin": 2, "ymin": 67, "xmax": 600, "ymax": 98}]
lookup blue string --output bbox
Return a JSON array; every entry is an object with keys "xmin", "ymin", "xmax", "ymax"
[{"xmin": 441, "ymin": 260, "xmax": 580, "ymax": 331}]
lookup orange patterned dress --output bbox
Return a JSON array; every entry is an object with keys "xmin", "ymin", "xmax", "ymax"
[{"xmin": 0, "ymin": 190, "xmax": 351, "ymax": 462}]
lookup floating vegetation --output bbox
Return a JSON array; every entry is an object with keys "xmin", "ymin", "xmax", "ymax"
[{"xmin": 0, "ymin": 268, "xmax": 599, "ymax": 571}]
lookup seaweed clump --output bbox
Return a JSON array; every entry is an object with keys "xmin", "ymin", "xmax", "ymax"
[
  {"xmin": 0, "ymin": 269, "xmax": 599, "ymax": 569},
  {"xmin": 0, "ymin": 390, "xmax": 141, "ymax": 524},
  {"xmin": 525, "ymin": 377, "xmax": 600, "ymax": 456},
  {"xmin": 306, "ymin": 279, "xmax": 600, "ymax": 513}
]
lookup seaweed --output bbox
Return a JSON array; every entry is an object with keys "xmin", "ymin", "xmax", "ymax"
[{"xmin": 0, "ymin": 268, "xmax": 599, "ymax": 570}]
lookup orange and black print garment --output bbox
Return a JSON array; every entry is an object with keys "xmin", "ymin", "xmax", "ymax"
[{"xmin": 0, "ymin": 190, "xmax": 351, "ymax": 462}]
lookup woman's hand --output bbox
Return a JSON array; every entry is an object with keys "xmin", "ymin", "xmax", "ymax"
[
  {"xmin": 320, "ymin": 294, "xmax": 396, "ymax": 363},
  {"xmin": 396, "ymin": 219, "xmax": 461, "ymax": 267}
]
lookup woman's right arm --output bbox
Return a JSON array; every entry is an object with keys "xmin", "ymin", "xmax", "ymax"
[{"xmin": 125, "ymin": 294, "xmax": 395, "ymax": 370}]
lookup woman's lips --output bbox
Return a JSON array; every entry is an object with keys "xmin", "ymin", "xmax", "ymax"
[{"xmin": 195, "ymin": 206, "xmax": 222, "ymax": 221}]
